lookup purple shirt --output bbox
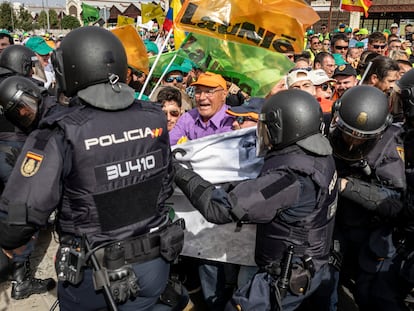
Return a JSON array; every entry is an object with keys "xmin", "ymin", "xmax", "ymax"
[{"xmin": 169, "ymin": 104, "xmax": 234, "ymax": 145}]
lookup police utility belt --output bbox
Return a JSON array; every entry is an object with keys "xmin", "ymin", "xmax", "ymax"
[{"xmin": 55, "ymin": 217, "xmax": 185, "ymax": 303}]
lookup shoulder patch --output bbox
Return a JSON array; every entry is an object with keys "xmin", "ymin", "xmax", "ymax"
[
  {"xmin": 397, "ymin": 146, "xmax": 405, "ymax": 161},
  {"xmin": 20, "ymin": 151, "xmax": 43, "ymax": 177}
]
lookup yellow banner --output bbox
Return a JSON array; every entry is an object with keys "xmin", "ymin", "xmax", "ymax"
[
  {"xmin": 170, "ymin": 0, "xmax": 186, "ymax": 49},
  {"xmin": 111, "ymin": 25, "xmax": 149, "ymax": 74},
  {"xmin": 141, "ymin": 3, "xmax": 165, "ymax": 25},
  {"xmin": 117, "ymin": 15, "xmax": 135, "ymax": 27},
  {"xmin": 175, "ymin": 0, "xmax": 319, "ymax": 53}
]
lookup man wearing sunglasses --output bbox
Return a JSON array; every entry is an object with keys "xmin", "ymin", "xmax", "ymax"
[
  {"xmin": 161, "ymin": 64, "xmax": 186, "ymax": 91},
  {"xmin": 169, "ymin": 72, "xmax": 234, "ymax": 145},
  {"xmin": 226, "ymin": 97, "xmax": 264, "ymax": 130},
  {"xmin": 367, "ymin": 32, "xmax": 388, "ymax": 56}
]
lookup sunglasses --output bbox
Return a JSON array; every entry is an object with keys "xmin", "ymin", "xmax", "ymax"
[
  {"xmin": 320, "ymin": 83, "xmax": 332, "ymax": 92},
  {"xmin": 163, "ymin": 109, "xmax": 180, "ymax": 117},
  {"xmin": 312, "ymin": 41, "xmax": 322, "ymax": 45},
  {"xmin": 372, "ymin": 44, "xmax": 387, "ymax": 49},
  {"xmin": 335, "ymin": 45, "xmax": 349, "ymax": 50},
  {"xmin": 165, "ymin": 75, "xmax": 184, "ymax": 83},
  {"xmin": 194, "ymin": 88, "xmax": 223, "ymax": 97},
  {"xmin": 236, "ymin": 116, "xmax": 256, "ymax": 124}
]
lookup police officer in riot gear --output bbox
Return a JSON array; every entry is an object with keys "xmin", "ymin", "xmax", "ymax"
[
  {"xmin": 174, "ymin": 89, "xmax": 338, "ymax": 310},
  {"xmin": 0, "ymin": 46, "xmax": 57, "ymax": 300},
  {"xmin": 393, "ymin": 68, "xmax": 414, "ymax": 308},
  {"xmin": 0, "ymin": 27, "xmax": 183, "ymax": 310},
  {"xmin": 328, "ymin": 85, "xmax": 406, "ymax": 310}
]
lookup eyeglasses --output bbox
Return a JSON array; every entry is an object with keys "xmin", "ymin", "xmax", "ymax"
[
  {"xmin": 236, "ymin": 116, "xmax": 256, "ymax": 124},
  {"xmin": 335, "ymin": 45, "xmax": 349, "ymax": 50},
  {"xmin": 194, "ymin": 88, "xmax": 224, "ymax": 97},
  {"xmin": 165, "ymin": 75, "xmax": 184, "ymax": 83},
  {"xmin": 319, "ymin": 83, "xmax": 332, "ymax": 92},
  {"xmin": 372, "ymin": 44, "xmax": 387, "ymax": 49},
  {"xmin": 163, "ymin": 109, "xmax": 180, "ymax": 117}
]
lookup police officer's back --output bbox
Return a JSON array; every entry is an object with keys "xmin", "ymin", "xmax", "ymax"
[
  {"xmin": 0, "ymin": 27, "xmax": 182, "ymax": 311},
  {"xmin": 174, "ymin": 89, "xmax": 338, "ymax": 310}
]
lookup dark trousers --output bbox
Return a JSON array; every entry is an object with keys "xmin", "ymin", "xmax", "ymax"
[{"xmin": 58, "ymin": 257, "xmax": 169, "ymax": 311}]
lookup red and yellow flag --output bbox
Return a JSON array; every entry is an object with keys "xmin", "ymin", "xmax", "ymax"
[
  {"xmin": 175, "ymin": 0, "xmax": 319, "ymax": 53},
  {"xmin": 340, "ymin": 0, "xmax": 372, "ymax": 18}
]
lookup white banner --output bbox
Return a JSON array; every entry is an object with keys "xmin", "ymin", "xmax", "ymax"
[{"xmin": 169, "ymin": 127, "xmax": 263, "ymax": 266}]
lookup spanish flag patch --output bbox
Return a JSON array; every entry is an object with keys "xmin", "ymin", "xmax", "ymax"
[{"xmin": 20, "ymin": 151, "xmax": 43, "ymax": 177}]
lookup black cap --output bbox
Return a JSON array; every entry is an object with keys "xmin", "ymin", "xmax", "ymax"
[{"xmin": 333, "ymin": 63, "xmax": 357, "ymax": 77}]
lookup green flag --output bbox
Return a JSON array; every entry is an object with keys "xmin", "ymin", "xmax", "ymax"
[
  {"xmin": 177, "ymin": 33, "xmax": 294, "ymax": 97},
  {"xmin": 81, "ymin": 2, "xmax": 99, "ymax": 25}
]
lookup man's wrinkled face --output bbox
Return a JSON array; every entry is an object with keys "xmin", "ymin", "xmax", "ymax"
[{"xmin": 194, "ymin": 86, "xmax": 227, "ymax": 122}]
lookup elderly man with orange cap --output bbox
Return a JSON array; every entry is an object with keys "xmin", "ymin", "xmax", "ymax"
[{"xmin": 169, "ymin": 72, "xmax": 234, "ymax": 145}]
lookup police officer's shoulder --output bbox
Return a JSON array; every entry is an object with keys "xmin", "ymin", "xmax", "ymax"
[
  {"xmin": 133, "ymin": 98, "xmax": 165, "ymax": 114},
  {"xmin": 39, "ymin": 104, "xmax": 85, "ymax": 128}
]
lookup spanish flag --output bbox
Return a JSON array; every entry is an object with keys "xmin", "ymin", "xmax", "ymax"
[{"xmin": 340, "ymin": 0, "xmax": 372, "ymax": 18}]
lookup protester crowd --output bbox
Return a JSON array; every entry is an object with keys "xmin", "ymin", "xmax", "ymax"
[{"xmin": 0, "ymin": 19, "xmax": 413, "ymax": 311}]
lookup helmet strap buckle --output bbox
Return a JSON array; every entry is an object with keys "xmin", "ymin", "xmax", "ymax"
[{"xmin": 108, "ymin": 74, "xmax": 121, "ymax": 93}]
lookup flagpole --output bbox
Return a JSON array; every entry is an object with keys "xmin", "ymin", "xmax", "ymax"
[{"xmin": 138, "ymin": 27, "xmax": 173, "ymax": 99}]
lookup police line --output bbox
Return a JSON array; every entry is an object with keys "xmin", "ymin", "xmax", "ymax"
[{"xmin": 169, "ymin": 127, "xmax": 263, "ymax": 266}]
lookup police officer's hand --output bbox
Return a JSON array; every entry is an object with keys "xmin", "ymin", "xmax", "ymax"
[{"xmin": 5, "ymin": 147, "xmax": 21, "ymax": 167}]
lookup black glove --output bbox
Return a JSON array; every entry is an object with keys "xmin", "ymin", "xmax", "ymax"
[
  {"xmin": 376, "ymin": 198, "xmax": 403, "ymax": 218},
  {"xmin": 5, "ymin": 147, "xmax": 21, "ymax": 168}
]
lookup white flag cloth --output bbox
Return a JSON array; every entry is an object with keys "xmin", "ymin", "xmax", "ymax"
[{"xmin": 169, "ymin": 127, "xmax": 263, "ymax": 266}]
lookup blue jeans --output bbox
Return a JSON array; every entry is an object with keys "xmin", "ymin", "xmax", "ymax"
[{"xmin": 58, "ymin": 257, "xmax": 170, "ymax": 311}]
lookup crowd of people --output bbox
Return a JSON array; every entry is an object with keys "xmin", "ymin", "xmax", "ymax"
[{"xmin": 0, "ymin": 19, "xmax": 413, "ymax": 311}]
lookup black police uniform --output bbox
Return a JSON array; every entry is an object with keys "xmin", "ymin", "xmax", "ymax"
[
  {"xmin": 0, "ymin": 98, "xmax": 177, "ymax": 310},
  {"xmin": 175, "ymin": 142, "xmax": 338, "ymax": 310},
  {"xmin": 333, "ymin": 124, "xmax": 406, "ymax": 310}
]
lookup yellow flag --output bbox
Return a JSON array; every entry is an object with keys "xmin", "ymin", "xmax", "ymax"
[
  {"xmin": 141, "ymin": 3, "xmax": 165, "ymax": 24},
  {"xmin": 175, "ymin": 0, "xmax": 319, "ymax": 53},
  {"xmin": 117, "ymin": 15, "xmax": 135, "ymax": 27},
  {"xmin": 111, "ymin": 25, "xmax": 149, "ymax": 74},
  {"xmin": 170, "ymin": 0, "xmax": 186, "ymax": 49}
]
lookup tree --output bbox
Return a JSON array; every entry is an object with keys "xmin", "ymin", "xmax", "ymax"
[
  {"xmin": 48, "ymin": 9, "xmax": 59, "ymax": 29},
  {"xmin": 0, "ymin": 2, "xmax": 14, "ymax": 31},
  {"xmin": 37, "ymin": 10, "xmax": 48, "ymax": 30},
  {"xmin": 16, "ymin": 6, "xmax": 34, "ymax": 31},
  {"xmin": 61, "ymin": 15, "xmax": 80, "ymax": 30}
]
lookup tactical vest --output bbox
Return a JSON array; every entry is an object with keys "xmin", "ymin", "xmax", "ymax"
[
  {"xmin": 365, "ymin": 125, "xmax": 405, "ymax": 190},
  {"xmin": 51, "ymin": 101, "xmax": 171, "ymax": 245},
  {"xmin": 255, "ymin": 151, "xmax": 338, "ymax": 271}
]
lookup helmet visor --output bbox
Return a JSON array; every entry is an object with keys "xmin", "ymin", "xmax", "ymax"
[
  {"xmin": 6, "ymin": 90, "xmax": 39, "ymax": 133},
  {"xmin": 329, "ymin": 122, "xmax": 379, "ymax": 161},
  {"xmin": 256, "ymin": 120, "xmax": 272, "ymax": 157}
]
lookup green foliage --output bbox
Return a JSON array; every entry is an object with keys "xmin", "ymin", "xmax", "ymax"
[
  {"xmin": 0, "ymin": 2, "xmax": 14, "ymax": 31},
  {"xmin": 37, "ymin": 10, "xmax": 48, "ymax": 30},
  {"xmin": 48, "ymin": 9, "xmax": 59, "ymax": 29},
  {"xmin": 16, "ymin": 7, "xmax": 34, "ymax": 31},
  {"xmin": 61, "ymin": 15, "xmax": 80, "ymax": 30}
]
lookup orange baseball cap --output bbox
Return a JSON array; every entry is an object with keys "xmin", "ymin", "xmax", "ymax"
[{"xmin": 191, "ymin": 72, "xmax": 227, "ymax": 90}]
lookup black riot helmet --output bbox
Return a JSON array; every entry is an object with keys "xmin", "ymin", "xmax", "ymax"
[
  {"xmin": 51, "ymin": 26, "xmax": 128, "ymax": 98},
  {"xmin": 0, "ymin": 76, "xmax": 43, "ymax": 133},
  {"xmin": 257, "ymin": 89, "xmax": 324, "ymax": 156},
  {"xmin": 329, "ymin": 85, "xmax": 392, "ymax": 161},
  {"xmin": 0, "ymin": 45, "xmax": 37, "ymax": 77},
  {"xmin": 395, "ymin": 68, "xmax": 414, "ymax": 123}
]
